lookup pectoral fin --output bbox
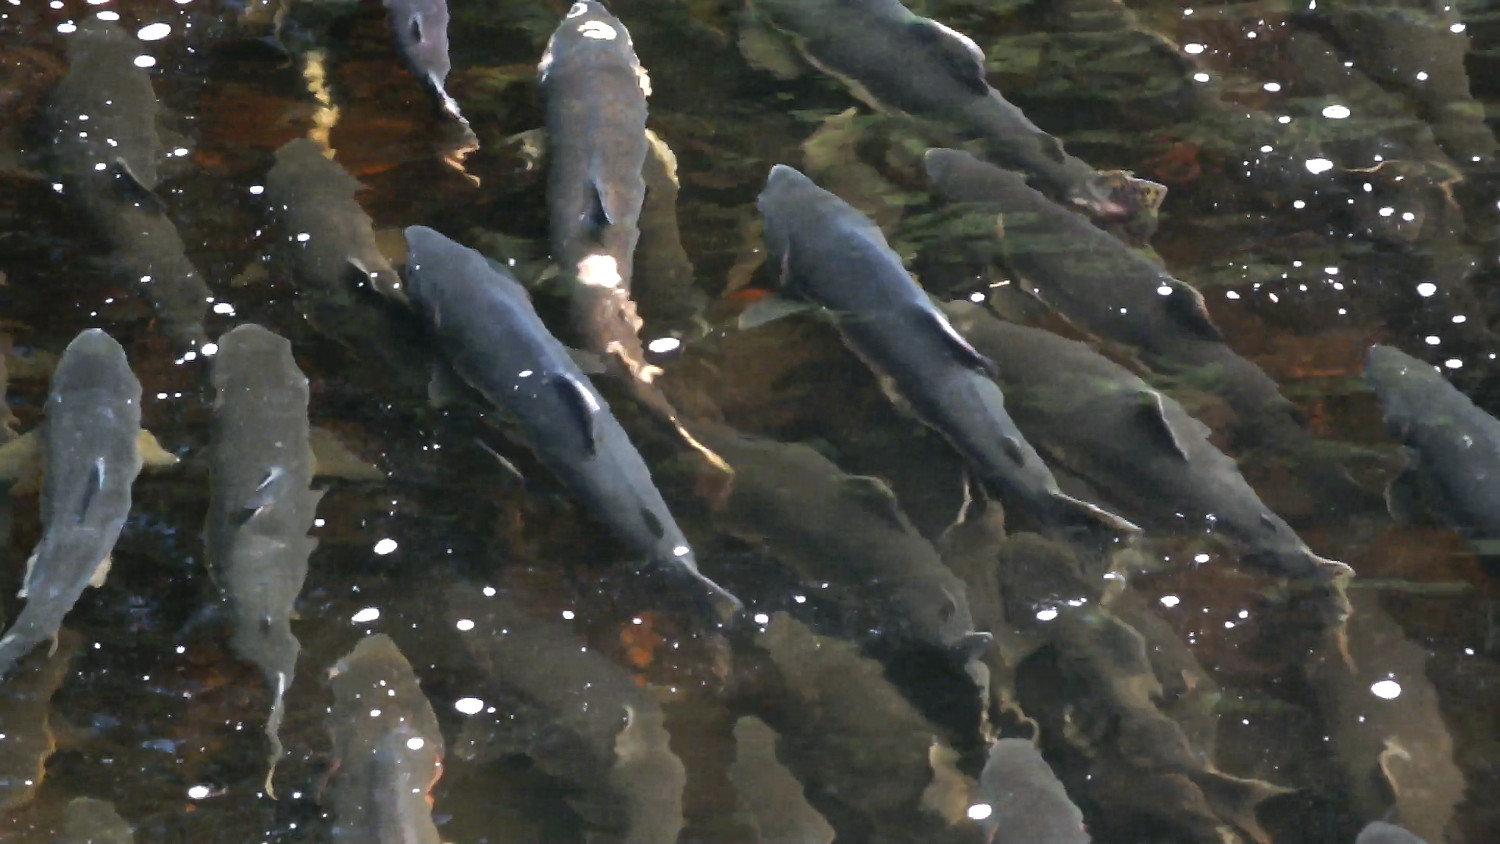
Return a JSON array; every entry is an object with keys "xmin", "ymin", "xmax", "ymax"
[
  {"xmin": 552, "ymin": 373, "xmax": 601, "ymax": 456},
  {"xmin": 906, "ymin": 18, "xmax": 989, "ymax": 97},
  {"xmin": 1384, "ymin": 456, "xmax": 1425, "ymax": 525},
  {"xmin": 737, "ymin": 294, "xmax": 812, "ymax": 330},
  {"xmin": 838, "ymin": 475, "xmax": 909, "ymax": 532},
  {"xmin": 567, "ymin": 347, "xmax": 608, "ymax": 374},
  {"xmin": 110, "ymin": 159, "xmax": 166, "ymax": 212},
  {"xmin": 1135, "ymin": 390, "xmax": 1191, "ymax": 461},
  {"xmin": 911, "ymin": 306, "xmax": 1000, "ymax": 377},
  {"xmin": 137, "ymin": 430, "xmax": 179, "ymax": 469},
  {"xmin": 427, "ymin": 361, "xmax": 470, "ymax": 409},
  {"xmin": 1161, "ymin": 277, "xmax": 1223, "ymax": 341}
]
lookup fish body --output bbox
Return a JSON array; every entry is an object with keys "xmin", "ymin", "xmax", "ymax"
[
  {"xmin": 729, "ymin": 716, "xmax": 836, "ymax": 844},
  {"xmin": 58, "ymin": 797, "xmax": 134, "ymax": 844},
  {"xmin": 48, "ymin": 19, "xmax": 210, "ymax": 350},
  {"xmin": 750, "ymin": 0, "xmax": 1161, "ymax": 228},
  {"xmin": 206, "ymin": 324, "xmax": 322, "ymax": 792},
  {"xmin": 1355, "ymin": 822, "xmax": 1429, "ymax": 844},
  {"xmin": 1365, "ymin": 344, "xmax": 1500, "ymax": 541},
  {"xmin": 448, "ymin": 586, "xmax": 685, "ymax": 843},
  {"xmin": 0, "ymin": 629, "xmax": 80, "ymax": 810},
  {"xmin": 327, "ymin": 634, "xmax": 442, "ymax": 844},
  {"xmin": 692, "ymin": 423, "xmax": 990, "ymax": 664},
  {"xmin": 755, "ymin": 165, "xmax": 1135, "ymax": 545},
  {"xmin": 974, "ymin": 739, "xmax": 1089, "ymax": 844},
  {"xmin": 944, "ymin": 302, "xmax": 1346, "ymax": 582},
  {"xmin": 539, "ymin": 2, "xmax": 660, "ymax": 391},
  {"xmin": 0, "ymin": 330, "xmax": 142, "ymax": 676},
  {"xmin": 404, "ymin": 226, "xmax": 739, "ymax": 617}
]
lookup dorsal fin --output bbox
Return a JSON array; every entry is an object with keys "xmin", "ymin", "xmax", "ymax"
[
  {"xmin": 1160, "ymin": 277, "xmax": 1223, "ymax": 341},
  {"xmin": 552, "ymin": 373, "xmax": 601, "ymax": 456},
  {"xmin": 1134, "ymin": 390, "xmax": 1191, "ymax": 461},
  {"xmin": 906, "ymin": 18, "xmax": 989, "ymax": 97},
  {"xmin": 907, "ymin": 306, "xmax": 1000, "ymax": 377},
  {"xmin": 838, "ymin": 475, "xmax": 909, "ymax": 532}
]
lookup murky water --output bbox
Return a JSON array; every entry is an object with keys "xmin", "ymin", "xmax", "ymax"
[{"xmin": 2, "ymin": 0, "xmax": 1499, "ymax": 842}]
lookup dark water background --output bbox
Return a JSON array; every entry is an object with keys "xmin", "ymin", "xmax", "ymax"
[{"xmin": 3, "ymin": 0, "xmax": 1500, "ymax": 841}]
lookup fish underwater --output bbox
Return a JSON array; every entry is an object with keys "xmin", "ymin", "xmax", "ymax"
[
  {"xmin": 326, "ymin": 634, "xmax": 443, "ymax": 844},
  {"xmin": 58, "ymin": 796, "xmax": 134, "ymax": 844},
  {"xmin": 729, "ymin": 716, "xmax": 836, "ymax": 844},
  {"xmin": 690, "ymin": 422, "xmax": 992, "ymax": 671},
  {"xmin": 744, "ymin": 0, "xmax": 1164, "ymax": 236},
  {"xmin": 47, "ymin": 18, "xmax": 211, "ymax": 351},
  {"xmin": 0, "ymin": 330, "xmax": 142, "ymax": 677},
  {"xmin": 749, "ymin": 164, "xmax": 1136, "ymax": 549},
  {"xmin": 0, "ymin": 628, "xmax": 80, "ymax": 811},
  {"xmin": 448, "ymin": 584, "xmax": 686, "ymax": 844},
  {"xmin": 382, "ymin": 0, "xmax": 466, "ymax": 126},
  {"xmin": 204, "ymin": 324, "xmax": 323, "ymax": 796},
  {"xmin": 404, "ymin": 225, "xmax": 740, "ymax": 620},
  {"xmin": 973, "ymin": 739, "xmax": 1089, "ymax": 844},
  {"xmin": 943, "ymin": 301, "xmax": 1350, "ymax": 585},
  {"xmin": 1355, "ymin": 822, "xmax": 1430, "ymax": 844}
]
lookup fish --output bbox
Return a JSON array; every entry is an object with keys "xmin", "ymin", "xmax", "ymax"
[
  {"xmin": 382, "ymin": 0, "xmax": 467, "ymax": 126},
  {"xmin": 924, "ymin": 148, "xmax": 1376, "ymax": 510},
  {"xmin": 745, "ymin": 0, "xmax": 1163, "ymax": 234},
  {"xmin": 690, "ymin": 422, "xmax": 992, "ymax": 669},
  {"xmin": 448, "ymin": 584, "xmax": 686, "ymax": 843},
  {"xmin": 729, "ymin": 716, "xmax": 836, "ymax": 844},
  {"xmin": 1355, "ymin": 822, "xmax": 1430, "ymax": 844},
  {"xmin": 404, "ymin": 226, "xmax": 740, "ymax": 620},
  {"xmin": 1365, "ymin": 344, "xmax": 1500, "ymax": 544},
  {"xmin": 205, "ymin": 324, "xmax": 323, "ymax": 797},
  {"xmin": 0, "ymin": 330, "xmax": 143, "ymax": 677},
  {"xmin": 47, "ymin": 18, "xmax": 210, "ymax": 351},
  {"xmin": 537, "ymin": 2, "xmax": 661, "ymax": 397},
  {"xmin": 326, "ymin": 634, "xmax": 443, "ymax": 844},
  {"xmin": 943, "ymin": 301, "xmax": 1350, "ymax": 584},
  {"xmin": 265, "ymin": 139, "xmax": 404, "ymax": 302},
  {"xmin": 58, "ymin": 796, "xmax": 134, "ymax": 844},
  {"xmin": 633, "ymin": 129, "xmax": 708, "ymax": 335},
  {"xmin": 749, "ymin": 164, "xmax": 1137, "ymax": 548},
  {"xmin": 973, "ymin": 739, "xmax": 1089, "ymax": 844},
  {"xmin": 753, "ymin": 612, "xmax": 982, "ymax": 844},
  {"xmin": 0, "ymin": 629, "xmax": 80, "ymax": 810}
]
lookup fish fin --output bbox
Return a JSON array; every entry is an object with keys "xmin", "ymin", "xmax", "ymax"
[
  {"xmin": 736, "ymin": 5, "xmax": 807, "ymax": 80},
  {"xmin": 906, "ymin": 306, "xmax": 1000, "ymax": 377},
  {"xmin": 76, "ymin": 457, "xmax": 105, "ymax": 523},
  {"xmin": 1135, "ymin": 390, "xmax": 1191, "ymax": 461},
  {"xmin": 109, "ymin": 159, "xmax": 166, "ymax": 212},
  {"xmin": 1161, "ymin": 278, "xmax": 1223, "ymax": 341},
  {"xmin": 551, "ymin": 373, "xmax": 601, "ymax": 456},
  {"xmin": 508, "ymin": 128, "xmax": 548, "ymax": 170},
  {"xmin": 952, "ymin": 631, "xmax": 993, "ymax": 663},
  {"xmin": 567, "ymin": 347, "xmax": 608, "ymax": 374},
  {"xmin": 19, "ymin": 550, "xmax": 36, "ymax": 598},
  {"xmin": 137, "ymin": 429, "xmax": 179, "ymax": 469},
  {"xmin": 310, "ymin": 427, "xmax": 384, "ymax": 481},
  {"xmin": 587, "ymin": 159, "xmax": 628, "ymax": 230},
  {"xmin": 737, "ymin": 294, "xmax": 812, "ymax": 330},
  {"xmin": 88, "ymin": 555, "xmax": 113, "ymax": 589},
  {"xmin": 427, "ymin": 361, "xmax": 470, "ymax": 409},
  {"xmin": 1047, "ymin": 489, "xmax": 1141, "ymax": 540},
  {"xmin": 1384, "ymin": 451, "xmax": 1427, "ymax": 525},
  {"xmin": 837, "ymin": 475, "xmax": 910, "ymax": 532},
  {"xmin": 474, "ymin": 438, "xmax": 525, "ymax": 484},
  {"xmin": 906, "ymin": 18, "xmax": 990, "ymax": 97}
]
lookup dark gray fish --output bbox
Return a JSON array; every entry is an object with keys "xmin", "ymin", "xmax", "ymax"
[
  {"xmin": 58, "ymin": 796, "xmax": 134, "ymax": 844},
  {"xmin": 326, "ymin": 634, "xmax": 442, "ymax": 844},
  {"xmin": 447, "ymin": 584, "xmax": 685, "ymax": 843},
  {"xmin": 0, "ymin": 629, "xmax": 80, "ymax": 810},
  {"xmin": 729, "ymin": 716, "xmax": 836, "ymax": 844},
  {"xmin": 383, "ymin": 0, "xmax": 467, "ymax": 125},
  {"xmin": 974, "ymin": 739, "xmax": 1089, "ymax": 844},
  {"xmin": 205, "ymin": 324, "xmax": 322, "ymax": 796},
  {"xmin": 691, "ymin": 422, "xmax": 991, "ymax": 667},
  {"xmin": 751, "ymin": 165, "xmax": 1136, "ymax": 548},
  {"xmin": 1355, "ymin": 822, "xmax": 1430, "ymax": 844},
  {"xmin": 944, "ymin": 302, "xmax": 1349, "ymax": 583},
  {"xmin": 48, "ymin": 18, "xmax": 210, "ymax": 351},
  {"xmin": 748, "ymin": 0, "xmax": 1163, "ymax": 233},
  {"xmin": 404, "ymin": 226, "xmax": 740, "ymax": 619},
  {"xmin": 633, "ymin": 130, "xmax": 707, "ymax": 334},
  {"xmin": 1365, "ymin": 344, "xmax": 1500, "ymax": 544},
  {"xmin": 265, "ymin": 139, "xmax": 403, "ymax": 301},
  {"xmin": 924, "ymin": 148, "xmax": 1372, "ymax": 510},
  {"xmin": 0, "ymin": 330, "xmax": 142, "ymax": 676},
  {"xmin": 538, "ymin": 2, "xmax": 660, "ymax": 395}
]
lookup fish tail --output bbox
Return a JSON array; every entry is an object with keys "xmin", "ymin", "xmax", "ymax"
[
  {"xmin": 263, "ymin": 671, "xmax": 288, "ymax": 799},
  {"xmin": 0, "ymin": 617, "xmax": 51, "ymax": 679}
]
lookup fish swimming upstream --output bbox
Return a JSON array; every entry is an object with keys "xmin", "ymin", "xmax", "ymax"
[
  {"xmin": 205, "ymin": 324, "xmax": 323, "ymax": 797},
  {"xmin": 404, "ymin": 226, "xmax": 741, "ymax": 620},
  {"xmin": 0, "ymin": 330, "xmax": 143, "ymax": 677},
  {"xmin": 748, "ymin": 165, "xmax": 1136, "ymax": 548}
]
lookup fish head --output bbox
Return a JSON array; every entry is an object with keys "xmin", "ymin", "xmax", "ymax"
[
  {"xmin": 1364, "ymin": 344, "xmax": 1439, "ymax": 438},
  {"xmin": 539, "ymin": 2, "xmax": 634, "ymax": 82},
  {"xmin": 387, "ymin": 0, "xmax": 452, "ymax": 86}
]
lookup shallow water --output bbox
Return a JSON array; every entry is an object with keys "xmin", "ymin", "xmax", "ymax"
[{"xmin": 1, "ymin": 0, "xmax": 1499, "ymax": 842}]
